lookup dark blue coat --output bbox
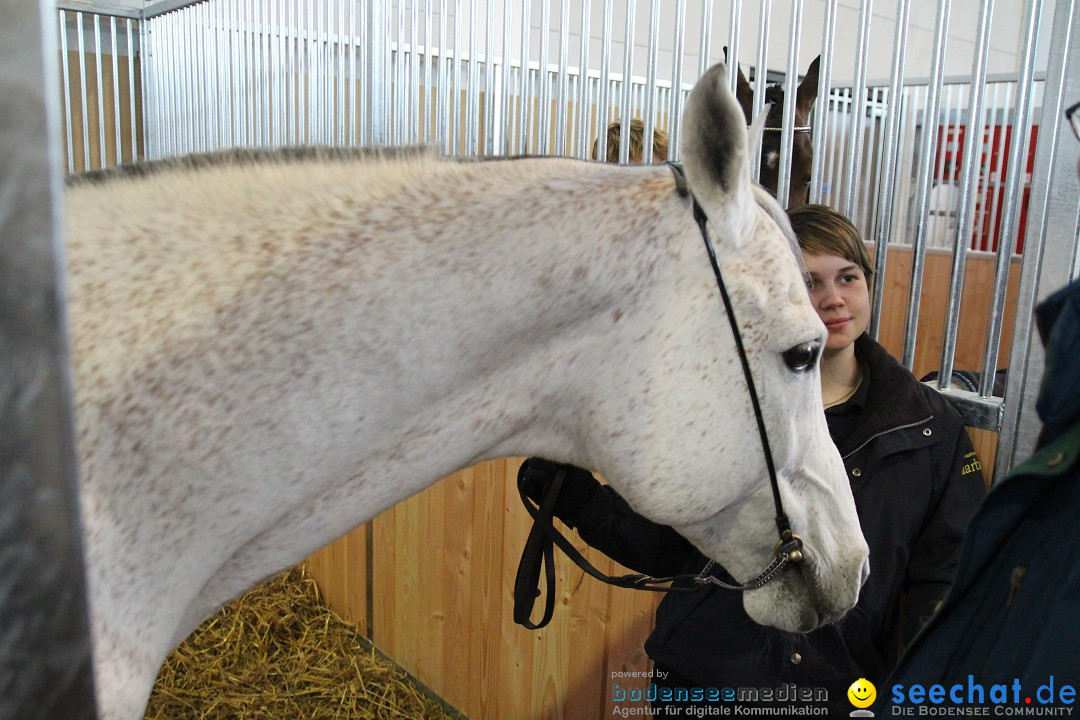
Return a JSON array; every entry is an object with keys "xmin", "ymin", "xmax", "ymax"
[{"xmin": 880, "ymin": 279, "xmax": 1080, "ymax": 710}]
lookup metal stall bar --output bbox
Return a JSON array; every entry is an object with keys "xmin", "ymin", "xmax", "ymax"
[
  {"xmin": 668, "ymin": 0, "xmax": 687, "ymax": 163},
  {"xmin": 111, "ymin": 17, "xmax": 121, "ymax": 165},
  {"xmin": 979, "ymin": 0, "xmax": 1041, "ymax": 401},
  {"xmin": 643, "ymin": 0, "xmax": 661, "ymax": 163},
  {"xmin": 725, "ymin": 0, "xmax": 742, "ymax": 95},
  {"xmin": 94, "ymin": 14, "xmax": 106, "ymax": 167},
  {"xmin": 499, "ymin": 0, "xmax": 512, "ymax": 154},
  {"xmin": 776, "ymin": 0, "xmax": 804, "ymax": 209},
  {"xmin": 516, "ymin": 0, "xmax": 530, "ymax": 154},
  {"xmin": 466, "ymin": 0, "xmax": 479, "ymax": 154},
  {"xmin": 575, "ymin": 1, "xmax": 591, "ymax": 159},
  {"xmin": 997, "ymin": 0, "xmax": 1079, "ymax": 479},
  {"xmin": 841, "ymin": 0, "xmax": 873, "ymax": 218},
  {"xmin": 596, "ymin": 0, "xmax": 614, "ymax": 158},
  {"xmin": 617, "ymin": 0, "xmax": 636, "ymax": 164},
  {"xmin": 868, "ymin": 0, "xmax": 911, "ymax": 339},
  {"xmin": 0, "ymin": 1, "xmax": 97, "ymax": 718},
  {"xmin": 809, "ymin": 0, "xmax": 836, "ymax": 204},
  {"xmin": 537, "ymin": 0, "xmax": 552, "ymax": 155},
  {"xmin": 59, "ymin": 11, "xmax": 76, "ymax": 173},
  {"xmin": 698, "ymin": 0, "xmax": 713, "ymax": 80},
  {"xmin": 483, "ymin": 0, "xmax": 495, "ymax": 155},
  {"xmin": 555, "ymin": 0, "xmax": 570, "ymax": 157},
  {"xmin": 77, "ymin": 12, "xmax": 90, "ymax": 170},
  {"xmin": 751, "ymin": 0, "xmax": 770, "ymax": 183},
  {"xmin": 937, "ymin": 0, "xmax": 996, "ymax": 389},
  {"xmin": 901, "ymin": 0, "xmax": 951, "ymax": 369}
]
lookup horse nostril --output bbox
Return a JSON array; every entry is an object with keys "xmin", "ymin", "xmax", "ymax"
[{"xmin": 783, "ymin": 341, "xmax": 821, "ymax": 372}]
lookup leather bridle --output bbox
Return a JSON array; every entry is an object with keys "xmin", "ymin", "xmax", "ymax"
[{"xmin": 513, "ymin": 163, "xmax": 805, "ymax": 630}]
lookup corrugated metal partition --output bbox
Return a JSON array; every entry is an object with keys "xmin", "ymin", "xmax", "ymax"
[{"xmin": 54, "ymin": 1, "xmax": 1080, "ymax": 717}]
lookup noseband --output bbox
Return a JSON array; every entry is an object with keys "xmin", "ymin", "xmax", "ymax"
[{"xmin": 513, "ymin": 163, "xmax": 804, "ymax": 630}]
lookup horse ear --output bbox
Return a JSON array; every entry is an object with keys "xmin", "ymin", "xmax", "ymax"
[
  {"xmin": 796, "ymin": 55, "xmax": 821, "ymax": 114},
  {"xmin": 723, "ymin": 46, "xmax": 755, "ymax": 123},
  {"xmin": 680, "ymin": 63, "xmax": 753, "ymax": 235}
]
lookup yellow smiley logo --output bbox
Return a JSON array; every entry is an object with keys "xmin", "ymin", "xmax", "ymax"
[{"xmin": 847, "ymin": 678, "xmax": 876, "ymax": 708}]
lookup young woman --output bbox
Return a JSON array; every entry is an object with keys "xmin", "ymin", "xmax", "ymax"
[{"xmin": 519, "ymin": 204, "xmax": 986, "ymax": 715}]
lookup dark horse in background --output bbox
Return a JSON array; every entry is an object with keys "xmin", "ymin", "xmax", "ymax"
[{"xmin": 726, "ymin": 49, "xmax": 821, "ymax": 208}]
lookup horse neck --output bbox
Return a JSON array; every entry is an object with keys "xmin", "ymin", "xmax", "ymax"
[{"xmin": 144, "ymin": 156, "xmax": 696, "ymax": 507}]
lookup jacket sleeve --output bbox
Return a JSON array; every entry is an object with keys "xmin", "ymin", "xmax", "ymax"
[
  {"xmin": 901, "ymin": 404, "xmax": 987, "ymax": 643},
  {"xmin": 569, "ymin": 485, "xmax": 699, "ymax": 578}
]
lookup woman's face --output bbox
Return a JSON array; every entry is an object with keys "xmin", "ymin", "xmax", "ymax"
[{"xmin": 803, "ymin": 252, "xmax": 871, "ymax": 354}]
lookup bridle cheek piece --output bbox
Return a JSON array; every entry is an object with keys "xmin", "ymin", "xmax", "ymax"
[{"xmin": 512, "ymin": 162, "xmax": 804, "ymax": 630}]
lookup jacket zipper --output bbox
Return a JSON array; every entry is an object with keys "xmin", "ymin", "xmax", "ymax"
[{"xmin": 841, "ymin": 415, "xmax": 934, "ymax": 461}]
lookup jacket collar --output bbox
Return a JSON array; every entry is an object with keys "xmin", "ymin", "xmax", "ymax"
[{"xmin": 837, "ymin": 334, "xmax": 935, "ymax": 456}]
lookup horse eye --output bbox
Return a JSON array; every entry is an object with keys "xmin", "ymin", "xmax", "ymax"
[{"xmin": 782, "ymin": 341, "xmax": 821, "ymax": 373}]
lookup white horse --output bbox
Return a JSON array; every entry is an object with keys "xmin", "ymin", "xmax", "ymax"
[{"xmin": 65, "ymin": 65, "xmax": 869, "ymax": 720}]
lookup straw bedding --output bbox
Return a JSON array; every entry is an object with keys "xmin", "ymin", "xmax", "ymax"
[{"xmin": 144, "ymin": 567, "xmax": 464, "ymax": 720}]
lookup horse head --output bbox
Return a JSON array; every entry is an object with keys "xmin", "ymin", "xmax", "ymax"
[
  {"xmin": 594, "ymin": 63, "xmax": 867, "ymax": 633},
  {"xmin": 729, "ymin": 52, "xmax": 820, "ymax": 208}
]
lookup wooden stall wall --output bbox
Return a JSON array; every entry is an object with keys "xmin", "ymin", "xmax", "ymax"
[
  {"xmin": 306, "ymin": 243, "xmax": 1020, "ymax": 719},
  {"xmin": 61, "ymin": 48, "xmax": 143, "ymax": 173}
]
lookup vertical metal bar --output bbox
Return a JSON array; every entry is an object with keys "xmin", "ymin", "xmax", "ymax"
[
  {"xmin": 339, "ymin": 0, "xmax": 347, "ymax": 146},
  {"xmin": 938, "ymin": 0, "xmax": 995, "ymax": 388},
  {"xmin": 128, "ymin": 15, "xmax": 140, "ymax": 161},
  {"xmin": 94, "ymin": 13, "xmax": 106, "ymax": 168},
  {"xmin": 642, "ymin": 0, "xmax": 660, "ymax": 164},
  {"xmin": 776, "ymin": 0, "xmax": 803, "ymax": 208},
  {"xmin": 984, "ymin": 84, "xmax": 1010, "ymax": 252},
  {"xmin": 323, "ymin": 0, "xmax": 331, "ymax": 145},
  {"xmin": 554, "ymin": 0, "xmax": 570, "ymax": 157},
  {"xmin": 980, "ymin": 0, "xmax": 1041, "ymax": 397},
  {"xmin": 596, "ymin": 0, "xmax": 613, "ymax": 158},
  {"xmin": 451, "ymin": 0, "xmax": 463, "ymax": 153},
  {"xmin": 998, "ymin": 0, "xmax": 1077, "ymax": 477},
  {"xmin": 497, "ymin": 0, "xmax": 511, "ymax": 154},
  {"xmin": 537, "ymin": 0, "xmax": 552, "ymax": 154},
  {"xmin": 205, "ymin": 2, "xmax": 215, "ymax": 151},
  {"xmin": 437, "ymin": 0, "xmax": 448, "ymax": 150},
  {"xmin": 351, "ymin": 0, "xmax": 359, "ymax": 146},
  {"xmin": 408, "ymin": 0, "xmax": 419, "ymax": 145},
  {"xmin": 110, "ymin": 16, "xmax": 121, "ymax": 165},
  {"xmin": 189, "ymin": 5, "xmax": 199, "ymax": 151},
  {"xmin": 669, "ymin": 0, "xmax": 686, "ymax": 162},
  {"xmin": 698, "ymin": 0, "xmax": 713, "ymax": 79},
  {"xmin": 467, "ymin": 0, "xmax": 480, "ymax": 154},
  {"xmin": 751, "ymin": 0, "xmax": 770, "ymax": 182},
  {"xmin": 726, "ymin": 0, "xmax": 742, "ymax": 94},
  {"xmin": 483, "ymin": 0, "xmax": 495, "ymax": 154},
  {"xmin": 232, "ymin": 0, "xmax": 242, "ymax": 147},
  {"xmin": 901, "ymin": 0, "xmax": 951, "ymax": 368},
  {"xmin": 0, "ymin": 1, "xmax": 98, "ymax": 714},
  {"xmin": 841, "ymin": 0, "xmax": 873, "ymax": 217},
  {"xmin": 574, "ymin": 0, "xmax": 591, "ymax": 158},
  {"xmin": 60, "ymin": 11, "xmax": 75, "ymax": 173},
  {"xmin": 810, "ymin": 0, "xmax": 837, "ymax": 204},
  {"xmin": 618, "ymin": 0, "xmax": 635, "ymax": 164},
  {"xmin": 360, "ymin": 0, "xmax": 369, "ymax": 146},
  {"xmin": 869, "ymin": 0, "xmax": 911, "ymax": 338},
  {"xmin": 369, "ymin": 0, "xmax": 388, "ymax": 146},
  {"xmin": 516, "ymin": 0, "xmax": 531, "ymax": 153},
  {"xmin": 77, "ymin": 12, "xmax": 90, "ymax": 170}
]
